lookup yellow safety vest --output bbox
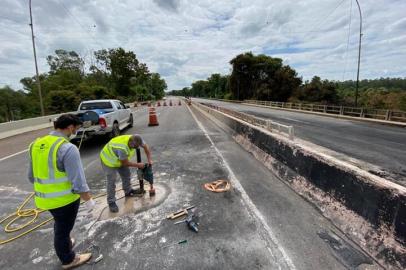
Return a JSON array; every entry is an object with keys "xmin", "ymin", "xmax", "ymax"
[
  {"xmin": 100, "ymin": 135, "xmax": 135, "ymax": 168},
  {"xmin": 30, "ymin": 135, "xmax": 80, "ymax": 210}
]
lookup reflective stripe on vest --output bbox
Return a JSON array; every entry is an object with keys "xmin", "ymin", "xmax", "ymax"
[
  {"xmin": 35, "ymin": 189, "xmax": 72, "ymax": 198},
  {"xmin": 100, "ymin": 135, "xmax": 135, "ymax": 167},
  {"xmin": 31, "ymin": 135, "xmax": 80, "ymax": 210},
  {"xmin": 35, "ymin": 176, "xmax": 69, "ymax": 184}
]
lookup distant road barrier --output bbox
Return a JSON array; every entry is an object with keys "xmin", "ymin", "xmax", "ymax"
[
  {"xmin": 197, "ymin": 102, "xmax": 295, "ymax": 140},
  {"xmin": 0, "ymin": 103, "xmax": 135, "ymax": 140},
  {"xmin": 244, "ymin": 100, "xmax": 406, "ymax": 123},
  {"xmin": 0, "ymin": 113, "xmax": 63, "ymax": 140}
]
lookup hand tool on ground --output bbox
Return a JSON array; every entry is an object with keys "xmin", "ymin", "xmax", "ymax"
[
  {"xmin": 174, "ymin": 211, "xmax": 199, "ymax": 233},
  {"xmin": 162, "ymin": 239, "xmax": 187, "ymax": 248},
  {"xmin": 166, "ymin": 205, "xmax": 195, "ymax": 220}
]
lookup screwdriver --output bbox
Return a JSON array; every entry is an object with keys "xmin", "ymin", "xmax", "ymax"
[{"xmin": 161, "ymin": 239, "xmax": 188, "ymax": 248}]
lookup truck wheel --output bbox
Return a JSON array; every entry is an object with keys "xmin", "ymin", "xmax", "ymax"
[
  {"xmin": 128, "ymin": 114, "xmax": 134, "ymax": 128},
  {"xmin": 110, "ymin": 123, "xmax": 120, "ymax": 138}
]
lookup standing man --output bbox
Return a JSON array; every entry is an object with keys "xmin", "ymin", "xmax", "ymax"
[
  {"xmin": 28, "ymin": 114, "xmax": 95, "ymax": 269},
  {"xmin": 100, "ymin": 134, "xmax": 152, "ymax": 213}
]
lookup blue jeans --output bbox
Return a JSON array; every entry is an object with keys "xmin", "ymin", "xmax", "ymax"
[{"xmin": 49, "ymin": 199, "xmax": 80, "ymax": 265}]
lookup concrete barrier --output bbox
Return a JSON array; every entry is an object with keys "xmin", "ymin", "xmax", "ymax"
[
  {"xmin": 0, "ymin": 113, "xmax": 63, "ymax": 140},
  {"xmin": 0, "ymin": 103, "xmax": 136, "ymax": 140},
  {"xmin": 193, "ymin": 101, "xmax": 406, "ymax": 269}
]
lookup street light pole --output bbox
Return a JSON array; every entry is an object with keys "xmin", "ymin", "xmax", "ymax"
[
  {"xmin": 355, "ymin": 0, "xmax": 362, "ymax": 107},
  {"xmin": 29, "ymin": 0, "xmax": 45, "ymax": 116}
]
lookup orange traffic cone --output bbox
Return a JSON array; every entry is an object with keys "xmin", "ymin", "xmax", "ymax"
[
  {"xmin": 163, "ymin": 101, "xmax": 167, "ymax": 106},
  {"xmin": 169, "ymin": 100, "xmax": 173, "ymax": 106},
  {"xmin": 157, "ymin": 101, "xmax": 161, "ymax": 106},
  {"xmin": 148, "ymin": 109, "xmax": 159, "ymax": 126}
]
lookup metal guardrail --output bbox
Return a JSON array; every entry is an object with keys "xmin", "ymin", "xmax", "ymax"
[
  {"xmin": 196, "ymin": 102, "xmax": 295, "ymax": 140},
  {"xmin": 244, "ymin": 100, "xmax": 406, "ymax": 123}
]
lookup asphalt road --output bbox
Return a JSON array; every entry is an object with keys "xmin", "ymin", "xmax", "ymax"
[
  {"xmin": 193, "ymin": 98, "xmax": 406, "ymax": 187},
  {"xmin": 0, "ymin": 101, "xmax": 379, "ymax": 269}
]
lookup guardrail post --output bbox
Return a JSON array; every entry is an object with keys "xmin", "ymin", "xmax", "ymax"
[
  {"xmin": 310, "ymin": 104, "xmax": 314, "ymax": 111},
  {"xmin": 277, "ymin": 125, "xmax": 281, "ymax": 133},
  {"xmin": 288, "ymin": 126, "xmax": 294, "ymax": 140},
  {"xmin": 385, "ymin": 110, "xmax": 391, "ymax": 121},
  {"xmin": 323, "ymin": 105, "xmax": 327, "ymax": 113},
  {"xmin": 299, "ymin": 103, "xmax": 302, "ymax": 110},
  {"xmin": 360, "ymin": 108, "xmax": 365, "ymax": 118},
  {"xmin": 340, "ymin": 106, "xmax": 344, "ymax": 115},
  {"xmin": 266, "ymin": 120, "xmax": 272, "ymax": 131}
]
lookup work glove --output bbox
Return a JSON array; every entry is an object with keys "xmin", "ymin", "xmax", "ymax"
[{"xmin": 83, "ymin": 198, "xmax": 96, "ymax": 213}]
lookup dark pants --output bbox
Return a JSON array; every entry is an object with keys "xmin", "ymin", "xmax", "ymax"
[{"xmin": 49, "ymin": 199, "xmax": 80, "ymax": 265}]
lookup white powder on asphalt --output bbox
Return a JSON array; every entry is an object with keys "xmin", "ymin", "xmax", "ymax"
[
  {"xmin": 29, "ymin": 248, "xmax": 40, "ymax": 258},
  {"xmin": 32, "ymin": 256, "xmax": 43, "ymax": 264}
]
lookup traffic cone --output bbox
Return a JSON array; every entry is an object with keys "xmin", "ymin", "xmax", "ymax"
[
  {"xmin": 163, "ymin": 101, "xmax": 167, "ymax": 106},
  {"xmin": 157, "ymin": 101, "xmax": 161, "ymax": 106},
  {"xmin": 148, "ymin": 109, "xmax": 159, "ymax": 126},
  {"xmin": 178, "ymin": 100, "xmax": 181, "ymax": 106},
  {"xmin": 169, "ymin": 100, "xmax": 173, "ymax": 106}
]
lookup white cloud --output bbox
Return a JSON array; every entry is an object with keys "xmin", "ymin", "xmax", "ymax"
[{"xmin": 0, "ymin": 0, "xmax": 405, "ymax": 90}]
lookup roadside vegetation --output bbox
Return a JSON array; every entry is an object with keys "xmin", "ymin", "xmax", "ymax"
[
  {"xmin": 0, "ymin": 48, "xmax": 166, "ymax": 122},
  {"xmin": 169, "ymin": 52, "xmax": 406, "ymax": 111}
]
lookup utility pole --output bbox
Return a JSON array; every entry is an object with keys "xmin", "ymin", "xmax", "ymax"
[
  {"xmin": 355, "ymin": 0, "xmax": 362, "ymax": 107},
  {"xmin": 29, "ymin": 0, "xmax": 45, "ymax": 116}
]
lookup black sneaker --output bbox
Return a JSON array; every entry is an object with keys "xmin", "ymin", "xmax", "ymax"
[
  {"xmin": 125, "ymin": 188, "xmax": 145, "ymax": 197},
  {"xmin": 108, "ymin": 202, "xmax": 119, "ymax": 213}
]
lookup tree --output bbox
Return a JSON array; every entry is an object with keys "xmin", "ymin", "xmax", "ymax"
[
  {"xmin": 229, "ymin": 52, "xmax": 301, "ymax": 101},
  {"xmin": 46, "ymin": 49, "xmax": 84, "ymax": 74},
  {"xmin": 46, "ymin": 90, "xmax": 78, "ymax": 113},
  {"xmin": 93, "ymin": 48, "xmax": 139, "ymax": 96},
  {"xmin": 293, "ymin": 76, "xmax": 338, "ymax": 104},
  {"xmin": 148, "ymin": 73, "xmax": 167, "ymax": 100}
]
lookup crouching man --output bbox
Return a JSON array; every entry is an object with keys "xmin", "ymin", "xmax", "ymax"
[{"xmin": 100, "ymin": 134, "xmax": 152, "ymax": 213}]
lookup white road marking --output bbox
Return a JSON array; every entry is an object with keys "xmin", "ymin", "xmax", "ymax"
[
  {"xmin": 187, "ymin": 104, "xmax": 296, "ymax": 270},
  {"xmin": 0, "ymin": 149, "xmax": 28, "ymax": 162}
]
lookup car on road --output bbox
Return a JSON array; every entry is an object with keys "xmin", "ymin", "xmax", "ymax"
[{"xmin": 71, "ymin": 99, "xmax": 133, "ymax": 143}]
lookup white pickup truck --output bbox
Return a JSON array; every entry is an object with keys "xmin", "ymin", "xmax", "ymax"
[{"xmin": 71, "ymin": 99, "xmax": 134, "ymax": 143}]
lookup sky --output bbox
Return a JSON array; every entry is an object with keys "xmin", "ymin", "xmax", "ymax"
[{"xmin": 0, "ymin": 0, "xmax": 405, "ymax": 91}]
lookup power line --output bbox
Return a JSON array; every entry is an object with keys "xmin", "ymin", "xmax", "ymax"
[
  {"xmin": 285, "ymin": 0, "xmax": 347, "ymax": 35},
  {"xmin": 56, "ymin": 0, "xmax": 100, "ymax": 47},
  {"xmin": 308, "ymin": 0, "xmax": 347, "ymax": 32},
  {"xmin": 55, "ymin": 0, "xmax": 102, "ymax": 69}
]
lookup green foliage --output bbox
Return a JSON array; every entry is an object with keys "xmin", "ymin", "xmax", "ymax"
[
  {"xmin": 46, "ymin": 90, "xmax": 79, "ymax": 113},
  {"xmin": 291, "ymin": 76, "xmax": 339, "ymax": 104},
  {"xmin": 229, "ymin": 52, "xmax": 301, "ymax": 101},
  {"xmin": 1, "ymin": 47, "xmax": 167, "ymax": 122},
  {"xmin": 92, "ymin": 48, "xmax": 166, "ymax": 100},
  {"xmin": 169, "ymin": 74, "xmax": 229, "ymax": 99},
  {"xmin": 47, "ymin": 49, "xmax": 84, "ymax": 74}
]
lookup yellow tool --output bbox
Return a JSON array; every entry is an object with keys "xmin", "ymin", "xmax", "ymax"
[{"xmin": 166, "ymin": 206, "xmax": 195, "ymax": 220}]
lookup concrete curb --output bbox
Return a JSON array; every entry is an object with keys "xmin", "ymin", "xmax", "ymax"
[
  {"xmin": 241, "ymin": 103, "xmax": 406, "ymax": 128},
  {"xmin": 193, "ymin": 101, "xmax": 406, "ymax": 268}
]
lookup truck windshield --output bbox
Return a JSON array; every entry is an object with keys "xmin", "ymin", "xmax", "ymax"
[{"xmin": 80, "ymin": 102, "xmax": 113, "ymax": 110}]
